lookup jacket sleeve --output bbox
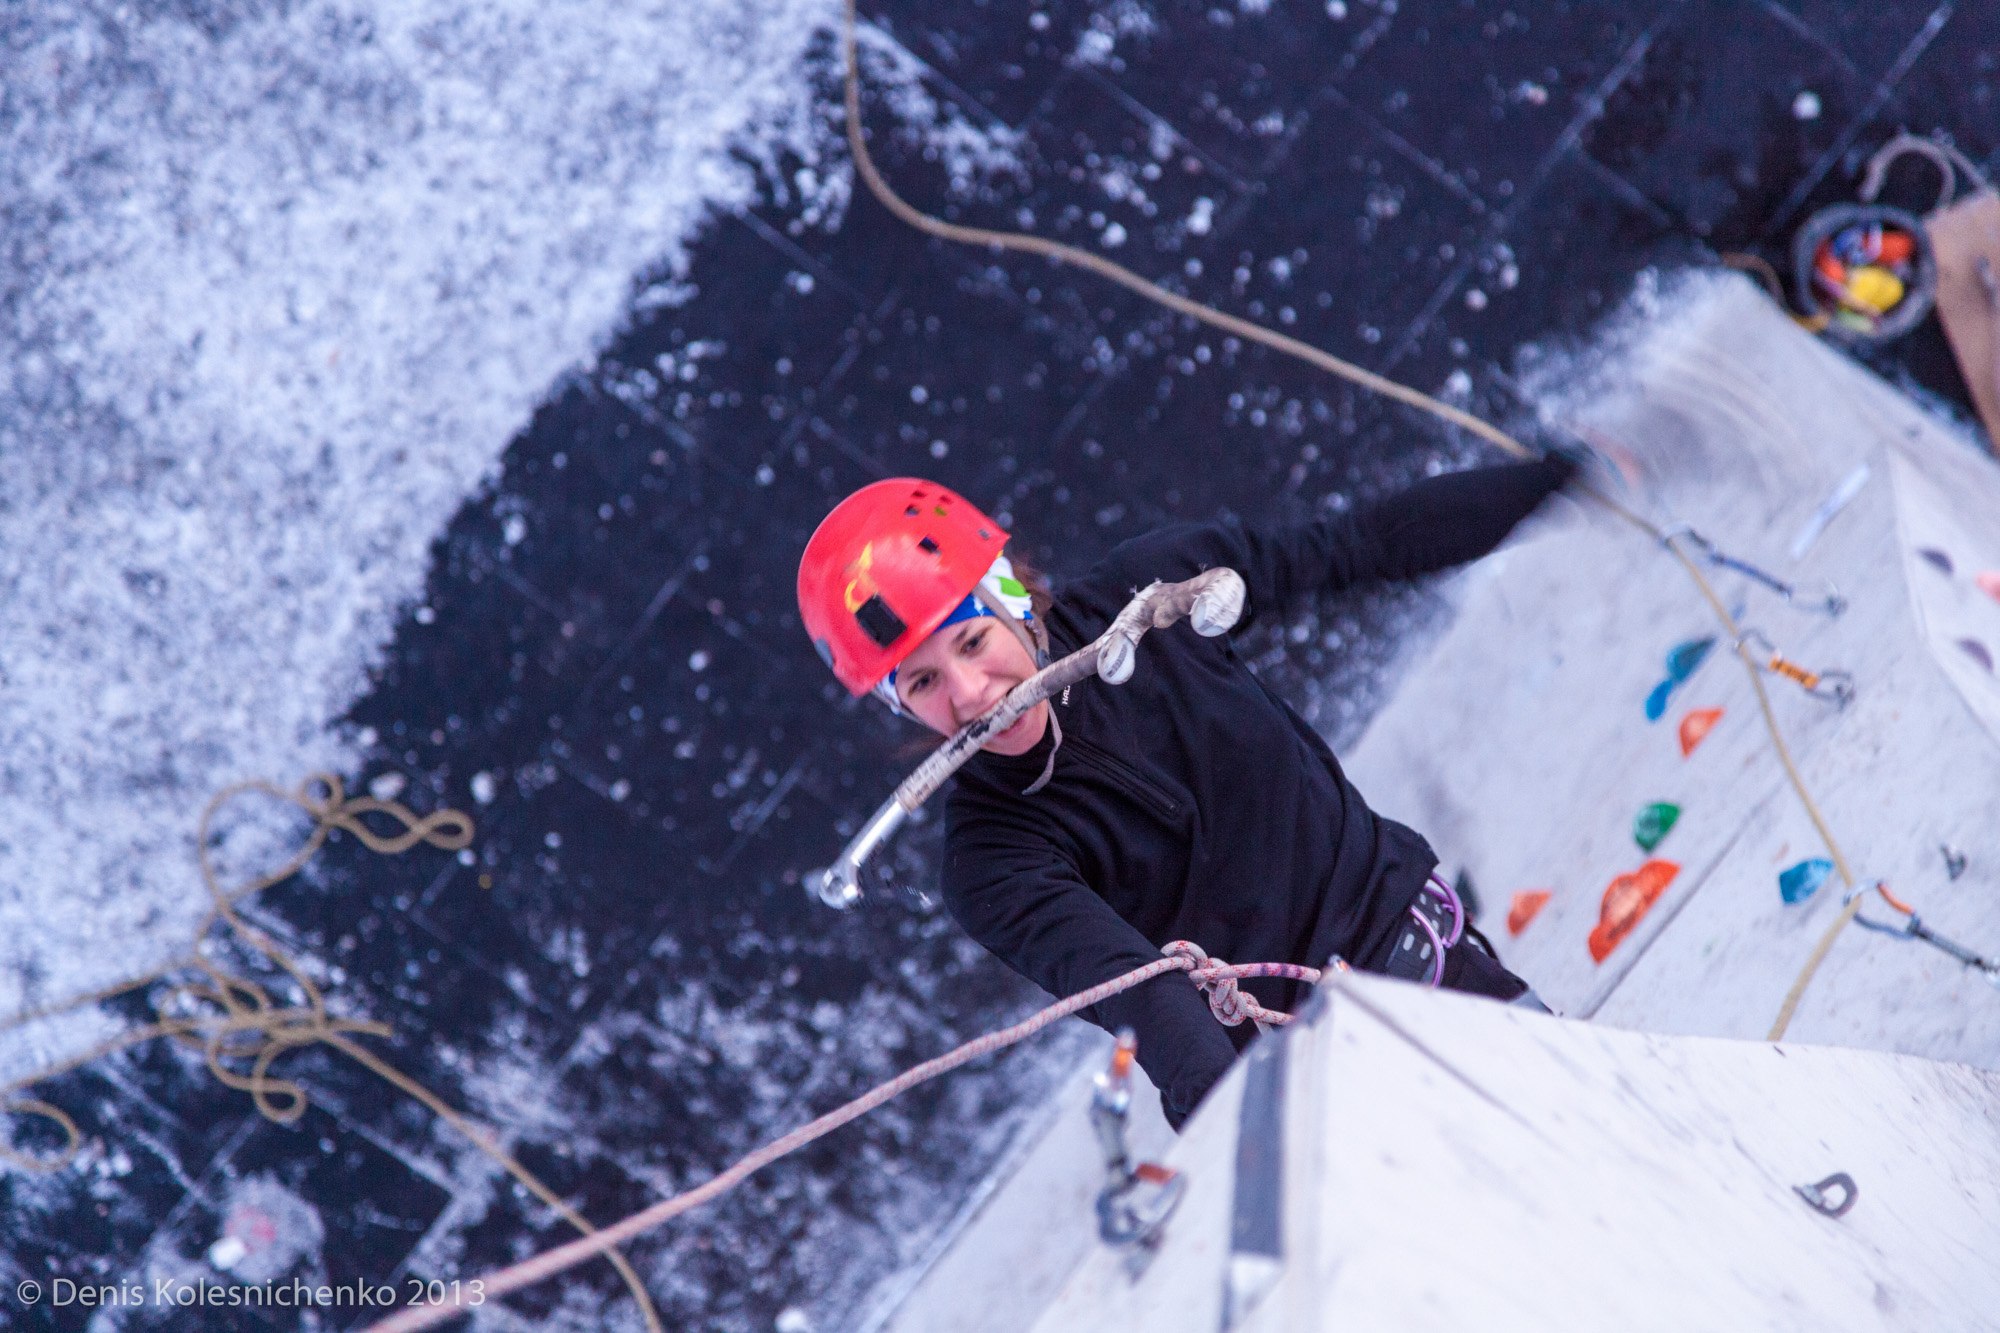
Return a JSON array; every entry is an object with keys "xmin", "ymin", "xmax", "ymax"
[
  {"xmin": 942, "ymin": 814, "xmax": 1240, "ymax": 1130},
  {"xmin": 1083, "ymin": 455, "xmax": 1574, "ymax": 633}
]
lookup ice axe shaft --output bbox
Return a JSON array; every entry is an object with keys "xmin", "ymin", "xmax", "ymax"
[{"xmin": 811, "ymin": 568, "xmax": 1246, "ymax": 907}]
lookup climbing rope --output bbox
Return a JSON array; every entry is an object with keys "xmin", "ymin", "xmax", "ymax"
[
  {"xmin": 363, "ymin": 944, "xmax": 1314, "ymax": 1333},
  {"xmin": 0, "ymin": 777, "xmax": 665, "ymax": 1333},
  {"xmin": 1163, "ymin": 939, "xmax": 1325, "ymax": 1029}
]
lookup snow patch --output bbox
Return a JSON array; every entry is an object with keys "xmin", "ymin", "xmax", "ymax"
[{"xmin": 0, "ymin": 0, "xmax": 836, "ymax": 1041}]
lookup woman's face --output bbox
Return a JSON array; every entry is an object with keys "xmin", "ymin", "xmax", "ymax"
[{"xmin": 894, "ymin": 616, "xmax": 1049, "ymax": 755}]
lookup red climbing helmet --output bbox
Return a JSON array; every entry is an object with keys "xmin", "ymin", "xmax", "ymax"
[{"xmin": 798, "ymin": 478, "xmax": 1010, "ymax": 696}]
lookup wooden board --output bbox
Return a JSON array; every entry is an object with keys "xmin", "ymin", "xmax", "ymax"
[{"xmin": 1926, "ymin": 190, "xmax": 2000, "ymax": 452}]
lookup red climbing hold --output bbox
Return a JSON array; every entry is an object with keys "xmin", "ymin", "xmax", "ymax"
[
  {"xmin": 1978, "ymin": 571, "xmax": 2000, "ymax": 605},
  {"xmin": 1507, "ymin": 890, "xmax": 1552, "ymax": 936},
  {"xmin": 1587, "ymin": 859, "xmax": 1680, "ymax": 963},
  {"xmin": 1678, "ymin": 706, "xmax": 1723, "ymax": 756}
]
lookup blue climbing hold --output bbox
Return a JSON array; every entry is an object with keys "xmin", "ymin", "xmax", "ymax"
[
  {"xmin": 1645, "ymin": 637, "xmax": 1716, "ymax": 721},
  {"xmin": 1666, "ymin": 637, "xmax": 1715, "ymax": 681},
  {"xmin": 1780, "ymin": 858, "xmax": 1835, "ymax": 905}
]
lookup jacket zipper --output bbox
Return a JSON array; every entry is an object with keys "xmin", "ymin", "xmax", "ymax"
[{"xmin": 1063, "ymin": 733, "xmax": 1183, "ymax": 821}]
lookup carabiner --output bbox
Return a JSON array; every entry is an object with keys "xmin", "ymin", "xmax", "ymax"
[
  {"xmin": 1735, "ymin": 629, "xmax": 1855, "ymax": 708},
  {"xmin": 1664, "ymin": 525, "xmax": 1846, "ymax": 617}
]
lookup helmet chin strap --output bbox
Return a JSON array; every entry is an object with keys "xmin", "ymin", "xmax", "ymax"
[{"xmin": 975, "ymin": 569, "xmax": 1062, "ymax": 795}]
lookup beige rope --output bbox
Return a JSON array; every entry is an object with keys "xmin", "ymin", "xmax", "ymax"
[{"xmin": 0, "ymin": 777, "xmax": 663, "ymax": 1332}]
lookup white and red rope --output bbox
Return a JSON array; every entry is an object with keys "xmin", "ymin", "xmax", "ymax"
[{"xmin": 363, "ymin": 946, "xmax": 1315, "ymax": 1332}]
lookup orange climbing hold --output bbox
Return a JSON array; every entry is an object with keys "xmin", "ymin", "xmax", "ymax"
[
  {"xmin": 1507, "ymin": 890, "xmax": 1552, "ymax": 936},
  {"xmin": 1678, "ymin": 706, "xmax": 1723, "ymax": 756},
  {"xmin": 1587, "ymin": 859, "xmax": 1680, "ymax": 963}
]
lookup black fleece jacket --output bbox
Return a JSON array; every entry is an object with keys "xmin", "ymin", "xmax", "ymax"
[{"xmin": 939, "ymin": 456, "xmax": 1574, "ymax": 1128}]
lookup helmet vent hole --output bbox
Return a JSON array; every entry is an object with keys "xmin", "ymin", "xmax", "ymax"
[
  {"xmin": 854, "ymin": 594, "xmax": 907, "ymax": 649},
  {"xmin": 918, "ymin": 536, "xmax": 939, "ymax": 554},
  {"xmin": 904, "ymin": 505, "xmax": 920, "ymax": 517}
]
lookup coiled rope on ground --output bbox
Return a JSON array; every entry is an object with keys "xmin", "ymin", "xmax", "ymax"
[{"xmin": 0, "ymin": 777, "xmax": 667, "ymax": 1333}]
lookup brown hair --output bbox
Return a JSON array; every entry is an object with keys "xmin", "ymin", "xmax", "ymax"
[{"xmin": 1006, "ymin": 552, "xmax": 1055, "ymax": 623}]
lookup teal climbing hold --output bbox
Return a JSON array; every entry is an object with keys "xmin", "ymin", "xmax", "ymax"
[
  {"xmin": 1634, "ymin": 802, "xmax": 1680, "ymax": 852},
  {"xmin": 1779, "ymin": 858, "xmax": 1834, "ymax": 905}
]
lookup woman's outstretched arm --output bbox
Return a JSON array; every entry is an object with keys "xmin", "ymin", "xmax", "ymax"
[{"xmin": 1080, "ymin": 453, "xmax": 1576, "ymax": 633}]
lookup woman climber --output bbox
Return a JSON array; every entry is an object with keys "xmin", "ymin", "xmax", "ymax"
[{"xmin": 795, "ymin": 456, "xmax": 1575, "ymax": 1128}]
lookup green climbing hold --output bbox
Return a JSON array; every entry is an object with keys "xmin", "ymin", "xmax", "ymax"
[{"xmin": 1634, "ymin": 802, "xmax": 1680, "ymax": 852}]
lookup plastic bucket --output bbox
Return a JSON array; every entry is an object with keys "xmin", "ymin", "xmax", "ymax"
[{"xmin": 1791, "ymin": 202, "xmax": 1937, "ymax": 344}]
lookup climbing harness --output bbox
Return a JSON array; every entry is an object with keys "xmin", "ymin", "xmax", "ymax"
[
  {"xmin": 809, "ymin": 567, "xmax": 1245, "ymax": 906},
  {"xmin": 1735, "ymin": 629, "xmax": 1855, "ymax": 707},
  {"xmin": 1660, "ymin": 525, "xmax": 1846, "ymax": 617},
  {"xmin": 1847, "ymin": 882, "xmax": 2000, "ymax": 988},
  {"xmin": 1089, "ymin": 1030, "xmax": 1185, "ymax": 1255},
  {"xmin": 1383, "ymin": 873, "xmax": 1467, "ymax": 988}
]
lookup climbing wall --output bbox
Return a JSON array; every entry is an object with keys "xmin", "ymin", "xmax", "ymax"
[
  {"xmin": 1344, "ymin": 273, "xmax": 2000, "ymax": 1061},
  {"xmin": 1032, "ymin": 973, "xmax": 2000, "ymax": 1333}
]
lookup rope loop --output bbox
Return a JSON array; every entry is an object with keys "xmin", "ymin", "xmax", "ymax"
[
  {"xmin": 1859, "ymin": 131, "xmax": 1992, "ymax": 213},
  {"xmin": 307, "ymin": 773, "xmax": 476, "ymax": 854},
  {"xmin": 0, "ymin": 1098, "xmax": 83, "ymax": 1172},
  {"xmin": 1161, "ymin": 940, "xmax": 1317, "ymax": 1028}
]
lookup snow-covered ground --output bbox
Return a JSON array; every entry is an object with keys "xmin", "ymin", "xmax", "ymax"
[{"xmin": 0, "ymin": 0, "xmax": 839, "ymax": 1067}]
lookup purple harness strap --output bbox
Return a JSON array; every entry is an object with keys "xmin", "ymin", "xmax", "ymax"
[{"xmin": 1406, "ymin": 872, "xmax": 1467, "ymax": 987}]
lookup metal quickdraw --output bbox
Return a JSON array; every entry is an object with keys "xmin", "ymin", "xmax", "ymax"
[
  {"xmin": 1662, "ymin": 525, "xmax": 1847, "ymax": 617},
  {"xmin": 1847, "ymin": 881, "xmax": 2000, "ymax": 989},
  {"xmin": 1735, "ymin": 629, "xmax": 1856, "ymax": 707},
  {"xmin": 1090, "ymin": 1030, "xmax": 1185, "ymax": 1257}
]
